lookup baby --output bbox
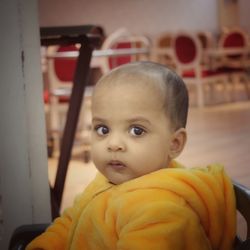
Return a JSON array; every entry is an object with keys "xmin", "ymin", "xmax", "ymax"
[{"xmin": 27, "ymin": 61, "xmax": 236, "ymax": 250}]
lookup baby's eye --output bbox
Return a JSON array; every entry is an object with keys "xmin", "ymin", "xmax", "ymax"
[
  {"xmin": 95, "ymin": 125, "xmax": 109, "ymax": 136},
  {"xmin": 129, "ymin": 126, "xmax": 145, "ymax": 136}
]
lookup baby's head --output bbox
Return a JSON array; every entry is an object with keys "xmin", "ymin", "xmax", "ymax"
[{"xmin": 91, "ymin": 61, "xmax": 189, "ymax": 184}]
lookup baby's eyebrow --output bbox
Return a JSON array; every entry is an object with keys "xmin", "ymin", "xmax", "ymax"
[
  {"xmin": 92, "ymin": 117, "xmax": 107, "ymax": 123},
  {"xmin": 92, "ymin": 116, "xmax": 152, "ymax": 125},
  {"xmin": 127, "ymin": 117, "xmax": 151, "ymax": 125}
]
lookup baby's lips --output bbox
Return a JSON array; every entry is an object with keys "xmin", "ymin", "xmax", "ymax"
[{"xmin": 108, "ymin": 160, "xmax": 126, "ymax": 169}]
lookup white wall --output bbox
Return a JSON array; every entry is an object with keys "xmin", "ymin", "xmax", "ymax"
[
  {"xmin": 38, "ymin": 0, "xmax": 219, "ymax": 38},
  {"xmin": 239, "ymin": 0, "xmax": 250, "ymax": 33},
  {"xmin": 218, "ymin": 0, "xmax": 239, "ymax": 29},
  {"xmin": 0, "ymin": 0, "xmax": 51, "ymax": 248}
]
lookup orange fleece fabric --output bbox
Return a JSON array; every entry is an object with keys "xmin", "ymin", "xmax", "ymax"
[{"xmin": 26, "ymin": 161, "xmax": 236, "ymax": 250}]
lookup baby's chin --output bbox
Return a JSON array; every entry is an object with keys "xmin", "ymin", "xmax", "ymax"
[
  {"xmin": 108, "ymin": 177, "xmax": 127, "ymax": 185},
  {"xmin": 107, "ymin": 174, "xmax": 134, "ymax": 185}
]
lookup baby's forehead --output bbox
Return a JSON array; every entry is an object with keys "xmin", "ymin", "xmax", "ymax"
[{"xmin": 94, "ymin": 71, "xmax": 165, "ymax": 93}]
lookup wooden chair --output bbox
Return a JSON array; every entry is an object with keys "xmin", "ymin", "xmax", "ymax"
[
  {"xmin": 218, "ymin": 27, "xmax": 248, "ymax": 69},
  {"xmin": 46, "ymin": 44, "xmax": 77, "ymax": 135},
  {"xmin": 97, "ymin": 28, "xmax": 151, "ymax": 74},
  {"xmin": 234, "ymin": 181, "xmax": 250, "ymax": 250},
  {"xmin": 172, "ymin": 32, "xmax": 228, "ymax": 107},
  {"xmin": 197, "ymin": 31, "xmax": 215, "ymax": 50},
  {"xmin": 152, "ymin": 32, "xmax": 175, "ymax": 69},
  {"xmin": 8, "ymin": 224, "xmax": 49, "ymax": 250},
  {"xmin": 46, "ymin": 45, "xmax": 93, "ymax": 158},
  {"xmin": 197, "ymin": 31, "xmax": 216, "ymax": 65},
  {"xmin": 8, "ymin": 182, "xmax": 250, "ymax": 250},
  {"xmin": 217, "ymin": 27, "xmax": 250, "ymax": 101}
]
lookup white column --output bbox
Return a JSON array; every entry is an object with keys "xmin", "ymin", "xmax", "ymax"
[
  {"xmin": 0, "ymin": 0, "xmax": 51, "ymax": 248},
  {"xmin": 218, "ymin": 0, "xmax": 239, "ymax": 29}
]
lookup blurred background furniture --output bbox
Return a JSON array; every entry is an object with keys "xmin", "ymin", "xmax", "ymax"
[
  {"xmin": 152, "ymin": 32, "xmax": 175, "ymax": 69},
  {"xmin": 97, "ymin": 28, "xmax": 151, "ymax": 74},
  {"xmin": 45, "ymin": 44, "xmax": 93, "ymax": 160},
  {"xmin": 216, "ymin": 27, "xmax": 250, "ymax": 101},
  {"xmin": 41, "ymin": 25, "xmax": 104, "ymax": 218},
  {"xmin": 197, "ymin": 31, "xmax": 216, "ymax": 66},
  {"xmin": 217, "ymin": 27, "xmax": 248, "ymax": 69},
  {"xmin": 172, "ymin": 32, "xmax": 228, "ymax": 107}
]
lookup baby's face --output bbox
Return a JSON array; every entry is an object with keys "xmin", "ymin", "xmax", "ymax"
[{"xmin": 91, "ymin": 79, "xmax": 174, "ymax": 184}]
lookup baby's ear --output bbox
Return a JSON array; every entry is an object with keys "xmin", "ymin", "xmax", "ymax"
[{"xmin": 169, "ymin": 128, "xmax": 187, "ymax": 159}]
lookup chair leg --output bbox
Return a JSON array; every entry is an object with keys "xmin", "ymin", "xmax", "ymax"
[
  {"xmin": 196, "ymin": 82, "xmax": 204, "ymax": 108},
  {"xmin": 228, "ymin": 73, "xmax": 238, "ymax": 102},
  {"xmin": 224, "ymin": 76, "xmax": 232, "ymax": 103},
  {"xmin": 242, "ymin": 73, "xmax": 250, "ymax": 99},
  {"xmin": 232, "ymin": 72, "xmax": 250, "ymax": 101}
]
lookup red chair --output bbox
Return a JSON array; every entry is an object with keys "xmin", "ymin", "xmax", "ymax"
[
  {"xmin": 218, "ymin": 27, "xmax": 248, "ymax": 69},
  {"xmin": 197, "ymin": 31, "xmax": 215, "ymax": 50},
  {"xmin": 46, "ymin": 45, "xmax": 93, "ymax": 157},
  {"xmin": 108, "ymin": 41, "xmax": 134, "ymax": 69},
  {"xmin": 97, "ymin": 28, "xmax": 151, "ymax": 74},
  {"xmin": 217, "ymin": 27, "xmax": 250, "ymax": 100},
  {"xmin": 197, "ymin": 31, "xmax": 216, "ymax": 65},
  {"xmin": 172, "ymin": 32, "xmax": 228, "ymax": 107},
  {"xmin": 152, "ymin": 32, "xmax": 175, "ymax": 69}
]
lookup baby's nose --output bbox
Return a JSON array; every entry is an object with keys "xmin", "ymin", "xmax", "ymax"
[
  {"xmin": 107, "ymin": 136, "xmax": 126, "ymax": 152},
  {"xmin": 108, "ymin": 144, "xmax": 125, "ymax": 152}
]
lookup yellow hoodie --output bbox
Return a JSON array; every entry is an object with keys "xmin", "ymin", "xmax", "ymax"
[{"xmin": 26, "ymin": 162, "xmax": 236, "ymax": 250}]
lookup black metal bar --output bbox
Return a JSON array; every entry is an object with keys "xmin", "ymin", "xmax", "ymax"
[
  {"xmin": 40, "ymin": 26, "xmax": 103, "ymax": 47},
  {"xmin": 41, "ymin": 35, "xmax": 101, "ymax": 47},
  {"xmin": 52, "ymin": 42, "xmax": 93, "ymax": 216},
  {"xmin": 40, "ymin": 25, "xmax": 96, "ymax": 38},
  {"xmin": 40, "ymin": 25, "xmax": 103, "ymax": 218}
]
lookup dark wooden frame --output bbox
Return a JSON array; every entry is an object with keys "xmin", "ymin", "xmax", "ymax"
[{"xmin": 41, "ymin": 25, "xmax": 103, "ymax": 218}]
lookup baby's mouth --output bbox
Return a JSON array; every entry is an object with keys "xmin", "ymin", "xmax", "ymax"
[{"xmin": 107, "ymin": 160, "xmax": 126, "ymax": 170}]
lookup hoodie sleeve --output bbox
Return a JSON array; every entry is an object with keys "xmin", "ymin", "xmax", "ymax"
[
  {"xmin": 25, "ymin": 205, "xmax": 74, "ymax": 250},
  {"xmin": 26, "ymin": 173, "xmax": 110, "ymax": 250},
  {"xmin": 114, "ymin": 189, "xmax": 212, "ymax": 250}
]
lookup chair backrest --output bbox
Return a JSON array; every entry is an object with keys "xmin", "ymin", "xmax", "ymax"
[
  {"xmin": 219, "ymin": 28, "xmax": 248, "ymax": 48},
  {"xmin": 156, "ymin": 32, "xmax": 173, "ymax": 48},
  {"xmin": 98, "ymin": 28, "xmax": 151, "ymax": 74},
  {"xmin": 8, "ymin": 224, "xmax": 49, "ymax": 250},
  {"xmin": 152, "ymin": 32, "xmax": 175, "ymax": 68},
  {"xmin": 53, "ymin": 45, "xmax": 78, "ymax": 82},
  {"xmin": 234, "ymin": 182, "xmax": 250, "ymax": 238},
  {"xmin": 197, "ymin": 31, "xmax": 215, "ymax": 50},
  {"xmin": 46, "ymin": 45, "xmax": 79, "ymax": 102},
  {"xmin": 108, "ymin": 40, "xmax": 133, "ymax": 70},
  {"xmin": 197, "ymin": 31, "xmax": 216, "ymax": 66},
  {"xmin": 218, "ymin": 27, "xmax": 248, "ymax": 62},
  {"xmin": 233, "ymin": 181, "xmax": 250, "ymax": 250},
  {"xmin": 47, "ymin": 44, "xmax": 78, "ymax": 85},
  {"xmin": 172, "ymin": 32, "xmax": 202, "ymax": 72}
]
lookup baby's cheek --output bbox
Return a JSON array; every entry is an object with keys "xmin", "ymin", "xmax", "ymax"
[
  {"xmin": 91, "ymin": 146, "xmax": 104, "ymax": 165},
  {"xmin": 90, "ymin": 146, "xmax": 99, "ymax": 162}
]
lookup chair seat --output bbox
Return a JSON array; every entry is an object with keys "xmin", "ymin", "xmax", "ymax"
[
  {"xmin": 43, "ymin": 89, "xmax": 50, "ymax": 103},
  {"xmin": 43, "ymin": 89, "xmax": 71, "ymax": 104},
  {"xmin": 58, "ymin": 96, "xmax": 70, "ymax": 103},
  {"xmin": 217, "ymin": 67, "xmax": 246, "ymax": 73},
  {"xmin": 182, "ymin": 69, "xmax": 223, "ymax": 78},
  {"xmin": 9, "ymin": 223, "xmax": 49, "ymax": 250}
]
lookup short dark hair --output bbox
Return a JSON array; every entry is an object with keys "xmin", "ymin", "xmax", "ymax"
[{"xmin": 96, "ymin": 61, "xmax": 189, "ymax": 130}]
